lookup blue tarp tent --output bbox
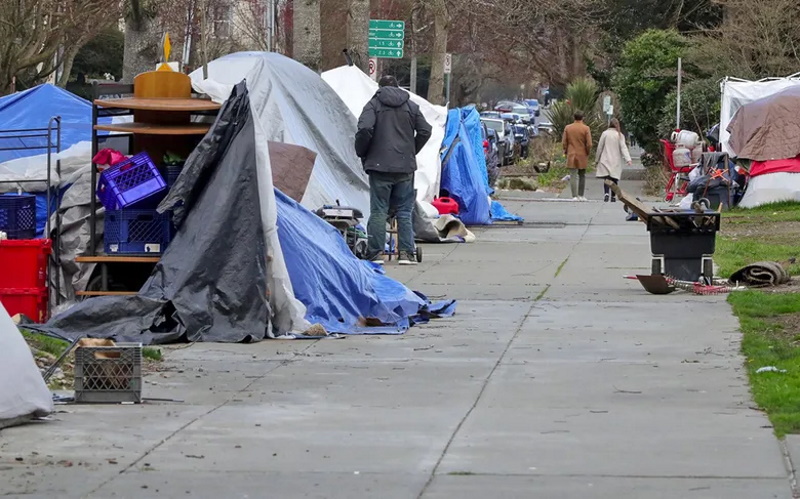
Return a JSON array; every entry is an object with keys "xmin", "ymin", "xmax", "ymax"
[
  {"xmin": 440, "ymin": 108, "xmax": 492, "ymax": 225},
  {"xmin": 0, "ymin": 85, "xmax": 103, "ymax": 237},
  {"xmin": 440, "ymin": 107, "xmax": 522, "ymax": 225},
  {"xmin": 0, "ymin": 84, "xmax": 98, "ymax": 164},
  {"xmin": 277, "ymin": 190, "xmax": 453, "ymax": 334}
]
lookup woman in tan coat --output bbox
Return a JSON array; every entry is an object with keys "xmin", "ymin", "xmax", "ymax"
[{"xmin": 595, "ymin": 119, "xmax": 632, "ymax": 202}]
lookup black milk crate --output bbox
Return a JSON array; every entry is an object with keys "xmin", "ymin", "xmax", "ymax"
[
  {"xmin": 74, "ymin": 343, "xmax": 142, "ymax": 404},
  {"xmin": 0, "ymin": 194, "xmax": 36, "ymax": 239},
  {"xmin": 104, "ymin": 209, "xmax": 171, "ymax": 254}
]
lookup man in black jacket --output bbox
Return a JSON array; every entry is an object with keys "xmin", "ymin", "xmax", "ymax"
[{"xmin": 355, "ymin": 75, "xmax": 432, "ymax": 265}]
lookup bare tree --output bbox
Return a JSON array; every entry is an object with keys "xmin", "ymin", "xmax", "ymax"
[
  {"xmin": 0, "ymin": 0, "xmax": 118, "ymax": 95},
  {"xmin": 697, "ymin": 0, "xmax": 800, "ymax": 79},
  {"xmin": 427, "ymin": 0, "xmax": 448, "ymax": 104},
  {"xmin": 294, "ymin": 0, "xmax": 322, "ymax": 71},
  {"xmin": 123, "ymin": 0, "xmax": 162, "ymax": 82},
  {"xmin": 346, "ymin": 0, "xmax": 371, "ymax": 71}
]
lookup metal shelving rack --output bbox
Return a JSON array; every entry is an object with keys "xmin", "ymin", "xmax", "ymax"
[
  {"xmin": 77, "ymin": 75, "xmax": 220, "ymax": 297},
  {"xmin": 0, "ymin": 117, "xmax": 64, "ymax": 310}
]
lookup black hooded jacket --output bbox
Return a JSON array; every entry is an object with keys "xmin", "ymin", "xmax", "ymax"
[{"xmin": 355, "ymin": 86, "xmax": 433, "ymax": 174}]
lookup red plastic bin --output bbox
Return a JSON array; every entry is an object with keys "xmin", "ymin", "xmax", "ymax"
[
  {"xmin": 0, "ymin": 239, "xmax": 52, "ymax": 288},
  {"xmin": 0, "ymin": 288, "xmax": 48, "ymax": 323}
]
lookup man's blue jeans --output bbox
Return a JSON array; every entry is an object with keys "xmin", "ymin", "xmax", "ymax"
[{"xmin": 367, "ymin": 171, "xmax": 415, "ymax": 256}]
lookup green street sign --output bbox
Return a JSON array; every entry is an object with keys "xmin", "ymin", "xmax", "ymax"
[
  {"xmin": 368, "ymin": 39, "xmax": 404, "ymax": 49},
  {"xmin": 369, "ymin": 20, "xmax": 405, "ymax": 30},
  {"xmin": 368, "ymin": 28, "xmax": 404, "ymax": 40},
  {"xmin": 369, "ymin": 48, "xmax": 404, "ymax": 59}
]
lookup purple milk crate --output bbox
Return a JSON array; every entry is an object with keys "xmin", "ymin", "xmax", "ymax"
[
  {"xmin": 104, "ymin": 209, "xmax": 172, "ymax": 255},
  {"xmin": 0, "ymin": 194, "xmax": 36, "ymax": 239},
  {"xmin": 97, "ymin": 152, "xmax": 167, "ymax": 210}
]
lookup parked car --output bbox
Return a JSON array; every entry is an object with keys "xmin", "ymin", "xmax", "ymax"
[
  {"xmin": 523, "ymin": 99, "xmax": 541, "ymax": 117},
  {"xmin": 513, "ymin": 124, "xmax": 531, "ymax": 159},
  {"xmin": 538, "ymin": 120, "xmax": 555, "ymax": 135},
  {"xmin": 495, "ymin": 101, "xmax": 531, "ymax": 122},
  {"xmin": 481, "ymin": 117, "xmax": 517, "ymax": 166}
]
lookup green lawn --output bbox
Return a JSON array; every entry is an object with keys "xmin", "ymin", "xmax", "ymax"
[
  {"xmin": 730, "ymin": 291, "xmax": 800, "ymax": 436},
  {"xmin": 715, "ymin": 201, "xmax": 800, "ymax": 278},
  {"xmin": 721, "ymin": 201, "xmax": 800, "ymax": 436}
]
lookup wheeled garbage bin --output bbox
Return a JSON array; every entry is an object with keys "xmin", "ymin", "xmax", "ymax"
[{"xmin": 646, "ymin": 212, "xmax": 721, "ymax": 283}]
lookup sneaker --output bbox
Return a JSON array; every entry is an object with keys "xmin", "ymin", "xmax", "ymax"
[
  {"xmin": 398, "ymin": 251, "xmax": 417, "ymax": 265},
  {"xmin": 579, "ymin": 196, "xmax": 589, "ymax": 202},
  {"xmin": 603, "ymin": 194, "xmax": 610, "ymax": 202},
  {"xmin": 572, "ymin": 196, "xmax": 580, "ymax": 201},
  {"xmin": 611, "ymin": 197, "xmax": 617, "ymax": 203}
]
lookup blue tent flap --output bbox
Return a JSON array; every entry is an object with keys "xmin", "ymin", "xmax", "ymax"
[
  {"xmin": 0, "ymin": 84, "xmax": 104, "ymax": 164},
  {"xmin": 490, "ymin": 200, "xmax": 523, "ymax": 222},
  {"xmin": 276, "ymin": 189, "xmax": 454, "ymax": 334}
]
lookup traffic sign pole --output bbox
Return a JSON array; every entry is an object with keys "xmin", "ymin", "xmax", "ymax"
[{"xmin": 368, "ymin": 58, "xmax": 378, "ymax": 81}]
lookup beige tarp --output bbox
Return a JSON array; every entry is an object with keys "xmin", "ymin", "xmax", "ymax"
[{"xmin": 727, "ymin": 86, "xmax": 800, "ymax": 161}]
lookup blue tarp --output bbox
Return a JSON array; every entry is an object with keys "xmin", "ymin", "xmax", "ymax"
[
  {"xmin": 276, "ymin": 190, "xmax": 455, "ymax": 334},
  {"xmin": 0, "ymin": 85, "xmax": 106, "ymax": 237},
  {"xmin": 0, "ymin": 84, "xmax": 101, "ymax": 164},
  {"xmin": 461, "ymin": 107, "xmax": 491, "ymax": 193},
  {"xmin": 439, "ymin": 106, "xmax": 523, "ymax": 225},
  {"xmin": 490, "ymin": 200, "xmax": 523, "ymax": 222},
  {"xmin": 440, "ymin": 108, "xmax": 491, "ymax": 225}
]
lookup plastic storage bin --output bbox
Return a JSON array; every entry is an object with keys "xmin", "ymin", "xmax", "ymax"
[
  {"xmin": 0, "ymin": 288, "xmax": 48, "ymax": 323},
  {"xmin": 0, "ymin": 194, "xmax": 36, "ymax": 239},
  {"xmin": 0, "ymin": 239, "xmax": 52, "ymax": 288},
  {"xmin": 97, "ymin": 152, "xmax": 166, "ymax": 210},
  {"xmin": 104, "ymin": 209, "xmax": 171, "ymax": 254},
  {"xmin": 74, "ymin": 343, "xmax": 142, "ymax": 403}
]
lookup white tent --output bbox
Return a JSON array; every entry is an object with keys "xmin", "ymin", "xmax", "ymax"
[
  {"xmin": 321, "ymin": 65, "xmax": 448, "ymax": 204},
  {"xmin": 720, "ymin": 73, "xmax": 800, "ymax": 156},
  {"xmin": 0, "ymin": 304, "xmax": 53, "ymax": 429},
  {"xmin": 189, "ymin": 52, "xmax": 371, "ymax": 220}
]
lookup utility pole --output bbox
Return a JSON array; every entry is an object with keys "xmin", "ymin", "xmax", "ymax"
[
  {"xmin": 676, "ymin": 57, "xmax": 682, "ymax": 129},
  {"xmin": 265, "ymin": 0, "xmax": 275, "ymax": 52},
  {"xmin": 409, "ymin": 5, "xmax": 418, "ymax": 94}
]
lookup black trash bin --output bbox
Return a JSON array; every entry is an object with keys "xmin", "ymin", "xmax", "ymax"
[{"xmin": 646, "ymin": 212, "xmax": 721, "ymax": 282}]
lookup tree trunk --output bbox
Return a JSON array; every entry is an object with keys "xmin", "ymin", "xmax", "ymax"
[
  {"xmin": 427, "ymin": 0, "xmax": 448, "ymax": 105},
  {"xmin": 293, "ymin": 0, "xmax": 322, "ymax": 71},
  {"xmin": 346, "ymin": 0, "xmax": 370, "ymax": 72},
  {"xmin": 57, "ymin": 46, "xmax": 80, "ymax": 87},
  {"xmin": 122, "ymin": 15, "xmax": 161, "ymax": 83}
]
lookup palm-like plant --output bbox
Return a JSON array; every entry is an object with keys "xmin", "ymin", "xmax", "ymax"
[{"xmin": 549, "ymin": 77, "xmax": 605, "ymax": 143}]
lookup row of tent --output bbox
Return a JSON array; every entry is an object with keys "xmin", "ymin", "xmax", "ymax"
[
  {"xmin": 2, "ymin": 52, "xmax": 510, "ymax": 428},
  {"xmin": 0, "ymin": 52, "xmax": 525, "ymax": 345},
  {"xmin": 720, "ymin": 75, "xmax": 800, "ymax": 207}
]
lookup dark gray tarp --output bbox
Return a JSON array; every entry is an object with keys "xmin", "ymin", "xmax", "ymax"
[{"xmin": 41, "ymin": 84, "xmax": 271, "ymax": 344}]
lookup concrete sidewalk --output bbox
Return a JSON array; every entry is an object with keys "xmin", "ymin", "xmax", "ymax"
[{"xmin": 0, "ymin": 181, "xmax": 791, "ymax": 498}]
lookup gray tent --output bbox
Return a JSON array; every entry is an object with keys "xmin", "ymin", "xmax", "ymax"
[{"xmin": 0, "ymin": 305, "xmax": 53, "ymax": 429}]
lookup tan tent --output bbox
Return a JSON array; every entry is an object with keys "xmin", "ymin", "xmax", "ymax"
[{"xmin": 727, "ymin": 86, "xmax": 800, "ymax": 161}]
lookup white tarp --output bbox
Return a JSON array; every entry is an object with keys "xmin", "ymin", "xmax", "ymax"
[
  {"xmin": 321, "ymin": 65, "xmax": 448, "ymax": 203},
  {"xmin": 0, "ymin": 304, "xmax": 53, "ymax": 428},
  {"xmin": 0, "ymin": 141, "xmax": 92, "ymax": 193},
  {"xmin": 739, "ymin": 172, "xmax": 800, "ymax": 208},
  {"xmin": 720, "ymin": 75, "xmax": 800, "ymax": 155},
  {"xmin": 189, "ymin": 52, "xmax": 370, "ymax": 220}
]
